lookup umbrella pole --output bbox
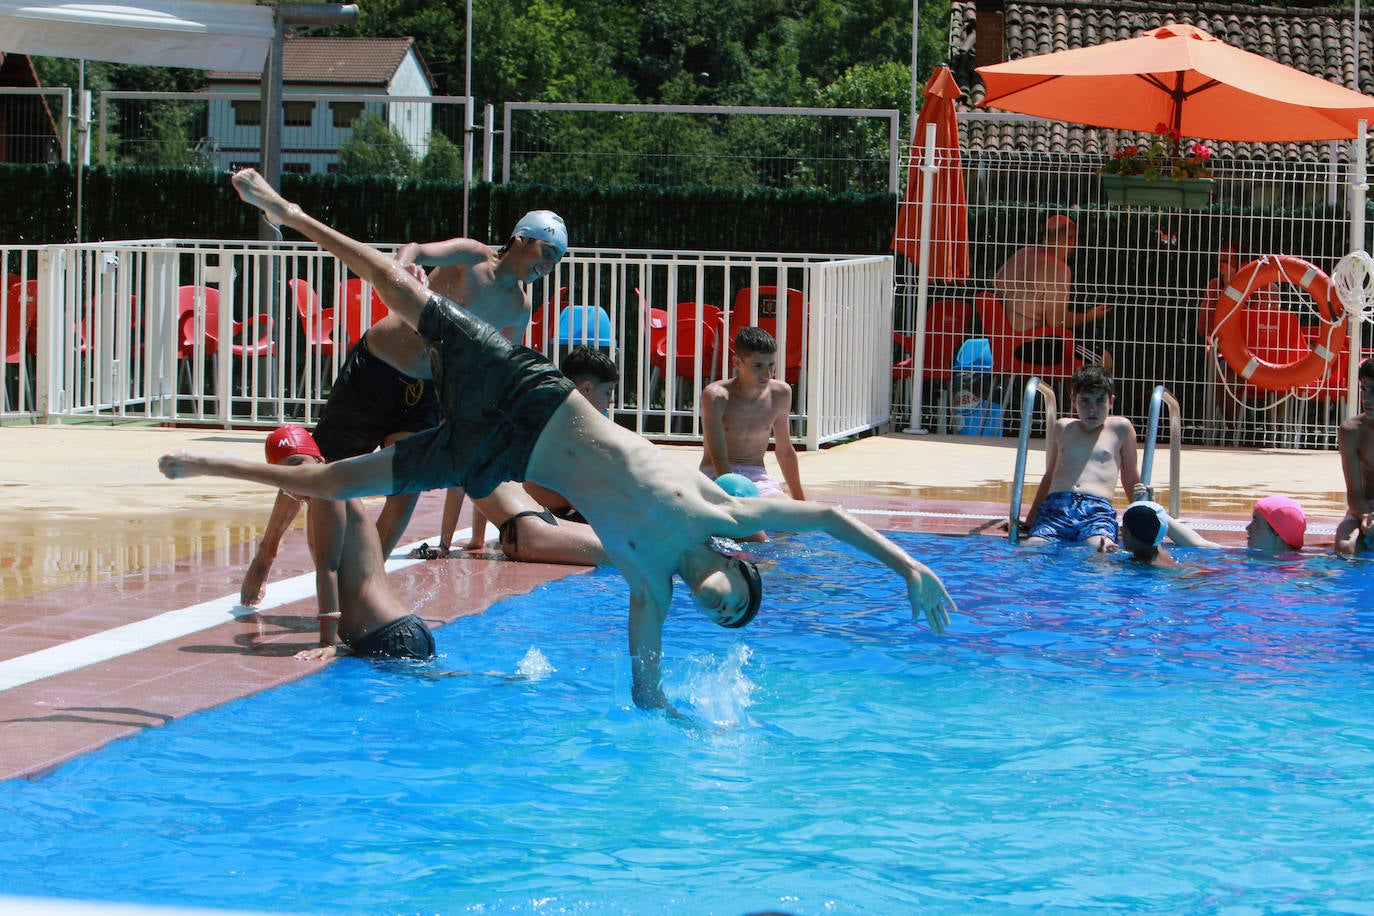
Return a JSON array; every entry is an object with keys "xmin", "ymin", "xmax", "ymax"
[
  {"xmin": 1348, "ymin": 118, "xmax": 1369, "ymax": 419},
  {"xmin": 903, "ymin": 122, "xmax": 939, "ymax": 434}
]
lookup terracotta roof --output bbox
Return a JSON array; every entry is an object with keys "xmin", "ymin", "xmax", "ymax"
[
  {"xmin": 208, "ymin": 37, "xmax": 432, "ymax": 89},
  {"xmin": 947, "ymin": 1, "xmax": 1373, "ymax": 160}
]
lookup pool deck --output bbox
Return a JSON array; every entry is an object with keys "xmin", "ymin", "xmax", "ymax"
[{"xmin": 0, "ymin": 422, "xmax": 1349, "ymax": 782}]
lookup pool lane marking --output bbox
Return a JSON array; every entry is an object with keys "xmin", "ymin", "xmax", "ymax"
[
  {"xmin": 847, "ymin": 508, "xmax": 1338, "ymax": 536},
  {"xmin": 0, "ymin": 534, "xmax": 457, "ymax": 694}
]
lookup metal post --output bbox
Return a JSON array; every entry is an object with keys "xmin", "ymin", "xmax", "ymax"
[
  {"xmin": 1349, "ymin": 118, "xmax": 1368, "ymax": 418},
  {"xmin": 463, "ymin": 0, "xmax": 473, "ymax": 236},
  {"xmin": 903, "ymin": 122, "xmax": 937, "ymax": 433}
]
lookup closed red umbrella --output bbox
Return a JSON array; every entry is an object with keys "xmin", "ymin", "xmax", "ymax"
[{"xmin": 892, "ymin": 65, "xmax": 969, "ymax": 281}]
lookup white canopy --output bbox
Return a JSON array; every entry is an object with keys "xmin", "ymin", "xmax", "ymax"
[{"xmin": 0, "ymin": 0, "xmax": 273, "ymax": 71}]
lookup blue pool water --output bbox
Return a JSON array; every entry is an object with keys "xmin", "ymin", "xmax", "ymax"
[{"xmin": 3, "ymin": 532, "xmax": 1374, "ymax": 914}]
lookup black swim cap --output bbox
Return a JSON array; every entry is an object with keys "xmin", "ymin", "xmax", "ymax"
[
  {"xmin": 723, "ymin": 557, "xmax": 763, "ymax": 629},
  {"xmin": 705, "ymin": 537, "xmax": 763, "ymax": 628}
]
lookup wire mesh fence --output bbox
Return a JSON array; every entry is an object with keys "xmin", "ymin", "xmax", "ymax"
[
  {"xmin": 503, "ymin": 103, "xmax": 900, "ymax": 193},
  {"xmin": 894, "ymin": 115, "xmax": 1370, "ymax": 451}
]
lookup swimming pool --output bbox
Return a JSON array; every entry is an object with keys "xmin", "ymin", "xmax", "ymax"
[{"xmin": 2, "ymin": 532, "xmax": 1372, "ymax": 914}]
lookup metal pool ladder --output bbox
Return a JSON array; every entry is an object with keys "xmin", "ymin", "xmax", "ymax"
[
  {"xmin": 1140, "ymin": 384, "xmax": 1182, "ymax": 518},
  {"xmin": 1008, "ymin": 377, "xmax": 1057, "ymax": 544}
]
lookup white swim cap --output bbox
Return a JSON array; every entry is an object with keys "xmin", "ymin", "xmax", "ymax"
[{"xmin": 512, "ymin": 210, "xmax": 568, "ymax": 261}]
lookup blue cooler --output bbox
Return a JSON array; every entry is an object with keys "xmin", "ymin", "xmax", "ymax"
[{"xmin": 952, "ymin": 338, "xmax": 1002, "ymax": 436}]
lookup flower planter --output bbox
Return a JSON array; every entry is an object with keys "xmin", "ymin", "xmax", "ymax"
[{"xmin": 1101, "ymin": 174, "xmax": 1214, "ymax": 209}]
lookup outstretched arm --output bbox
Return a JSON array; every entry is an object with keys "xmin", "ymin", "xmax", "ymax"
[
  {"xmin": 732, "ymin": 499, "xmax": 955, "ymax": 634},
  {"xmin": 240, "ymin": 490, "xmax": 304, "ymax": 605},
  {"xmin": 159, "ymin": 448, "xmax": 395, "ymax": 501},
  {"xmin": 395, "ymin": 237, "xmax": 492, "ymax": 271},
  {"xmin": 231, "ymin": 169, "xmax": 431, "ymax": 330},
  {"xmin": 627, "ymin": 577, "xmax": 677, "ymax": 712}
]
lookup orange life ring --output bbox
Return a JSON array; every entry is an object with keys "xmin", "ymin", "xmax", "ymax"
[{"xmin": 1208, "ymin": 255, "xmax": 1347, "ymax": 392}]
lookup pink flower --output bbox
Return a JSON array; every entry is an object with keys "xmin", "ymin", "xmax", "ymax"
[{"xmin": 1190, "ymin": 142, "xmax": 1212, "ymax": 159}]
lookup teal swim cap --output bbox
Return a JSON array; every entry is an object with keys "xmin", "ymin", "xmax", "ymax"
[
  {"xmin": 715, "ymin": 473, "xmax": 760, "ymax": 498},
  {"xmin": 512, "ymin": 210, "xmax": 568, "ymax": 261}
]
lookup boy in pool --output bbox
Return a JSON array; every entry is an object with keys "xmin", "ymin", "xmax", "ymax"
[
  {"xmin": 1335, "ymin": 358, "xmax": 1374, "ymax": 557},
  {"xmin": 1021, "ymin": 364, "xmax": 1147, "ymax": 549},
  {"xmin": 700, "ymin": 325, "xmax": 805, "ymax": 502},
  {"xmin": 239, "ymin": 214, "xmax": 563, "ymax": 605},
  {"xmin": 259, "ymin": 424, "xmax": 435, "ymax": 661},
  {"xmin": 159, "ymin": 169, "xmax": 955, "ymax": 711},
  {"xmin": 1118, "ymin": 496, "xmax": 1307, "ymax": 566}
]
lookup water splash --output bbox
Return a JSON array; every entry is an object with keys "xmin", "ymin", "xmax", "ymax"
[
  {"xmin": 681, "ymin": 643, "xmax": 755, "ymax": 729},
  {"xmin": 515, "ymin": 647, "xmax": 556, "ymax": 680}
]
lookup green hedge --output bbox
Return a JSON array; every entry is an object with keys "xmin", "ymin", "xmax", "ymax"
[{"xmin": 0, "ymin": 164, "xmax": 897, "ymax": 254}]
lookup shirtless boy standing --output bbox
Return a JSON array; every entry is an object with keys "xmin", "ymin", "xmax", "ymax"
[
  {"xmin": 1022, "ymin": 365, "xmax": 1147, "ymax": 549},
  {"xmin": 159, "ymin": 170, "xmax": 955, "ymax": 711},
  {"xmin": 699, "ymin": 326, "xmax": 804, "ymax": 500},
  {"xmin": 1335, "ymin": 358, "xmax": 1374, "ymax": 557}
]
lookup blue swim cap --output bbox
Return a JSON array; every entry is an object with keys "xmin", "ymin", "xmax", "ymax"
[
  {"xmin": 715, "ymin": 473, "xmax": 760, "ymax": 498},
  {"xmin": 512, "ymin": 210, "xmax": 568, "ymax": 261}
]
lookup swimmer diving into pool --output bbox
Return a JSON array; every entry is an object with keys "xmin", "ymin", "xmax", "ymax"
[{"xmin": 158, "ymin": 169, "xmax": 956, "ymax": 711}]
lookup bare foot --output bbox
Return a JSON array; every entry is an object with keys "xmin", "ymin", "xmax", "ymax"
[
  {"xmin": 158, "ymin": 451, "xmax": 207, "ymax": 479},
  {"xmin": 230, "ymin": 168, "xmax": 296, "ymax": 227}
]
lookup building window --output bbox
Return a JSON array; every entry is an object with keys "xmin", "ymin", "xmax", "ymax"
[
  {"xmin": 283, "ymin": 162, "xmax": 311, "ymax": 174},
  {"xmin": 284, "ymin": 101, "xmax": 313, "ymax": 127},
  {"xmin": 232, "ymin": 100, "xmax": 261, "ymax": 127},
  {"xmin": 330, "ymin": 101, "xmax": 365, "ymax": 129}
]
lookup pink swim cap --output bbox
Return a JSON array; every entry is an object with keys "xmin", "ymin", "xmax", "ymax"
[{"xmin": 1254, "ymin": 496, "xmax": 1305, "ymax": 549}]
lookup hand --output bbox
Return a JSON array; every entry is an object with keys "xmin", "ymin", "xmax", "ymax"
[
  {"xmin": 461, "ymin": 536, "xmax": 485, "ymax": 551},
  {"xmin": 397, "ymin": 260, "xmax": 429, "ymax": 286},
  {"xmin": 294, "ymin": 644, "xmax": 340, "ymax": 662},
  {"xmin": 157, "ymin": 451, "xmax": 201, "ymax": 479},
  {"xmin": 905, "ymin": 562, "xmax": 955, "ymax": 635},
  {"xmin": 1133, "ymin": 483, "xmax": 1153, "ymax": 501},
  {"xmin": 240, "ymin": 556, "xmax": 270, "ymax": 606}
]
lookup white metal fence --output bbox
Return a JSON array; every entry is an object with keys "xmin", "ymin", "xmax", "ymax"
[
  {"xmin": 893, "ymin": 113, "xmax": 1371, "ymax": 451},
  {"xmin": 2, "ymin": 240, "xmax": 893, "ymax": 449}
]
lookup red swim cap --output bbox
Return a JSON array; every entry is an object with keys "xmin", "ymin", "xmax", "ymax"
[{"xmin": 265, "ymin": 424, "xmax": 321, "ymax": 465}]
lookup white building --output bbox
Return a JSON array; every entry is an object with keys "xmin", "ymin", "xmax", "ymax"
[{"xmin": 205, "ymin": 36, "xmax": 435, "ymax": 174}]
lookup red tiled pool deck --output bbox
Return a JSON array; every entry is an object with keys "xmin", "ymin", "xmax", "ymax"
[{"xmin": 0, "ymin": 424, "xmax": 1348, "ymax": 782}]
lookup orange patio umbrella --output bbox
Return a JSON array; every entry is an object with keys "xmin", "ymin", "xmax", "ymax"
[
  {"xmin": 977, "ymin": 23, "xmax": 1374, "ymax": 142},
  {"xmin": 892, "ymin": 65, "xmax": 969, "ymax": 280}
]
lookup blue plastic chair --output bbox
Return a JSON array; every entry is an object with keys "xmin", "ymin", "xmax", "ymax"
[{"xmin": 555, "ymin": 305, "xmax": 615, "ymax": 348}]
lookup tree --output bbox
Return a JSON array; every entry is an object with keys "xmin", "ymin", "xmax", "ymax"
[{"xmin": 338, "ymin": 112, "xmax": 416, "ymax": 178}]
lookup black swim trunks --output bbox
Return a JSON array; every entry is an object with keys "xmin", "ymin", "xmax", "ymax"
[
  {"xmin": 498, "ymin": 508, "xmax": 557, "ymax": 556},
  {"xmin": 345, "ymin": 613, "xmax": 436, "ymax": 661},
  {"xmin": 313, "ymin": 332, "xmax": 441, "ymax": 462},
  {"xmin": 390, "ymin": 295, "xmax": 576, "ymax": 499}
]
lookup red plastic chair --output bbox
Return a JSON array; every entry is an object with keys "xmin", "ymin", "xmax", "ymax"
[
  {"xmin": 334, "ymin": 277, "xmax": 390, "ymax": 345},
  {"xmin": 729, "ymin": 286, "xmax": 806, "ymax": 382},
  {"xmin": 893, "ymin": 299, "xmax": 973, "ymax": 432},
  {"xmin": 651, "ymin": 315, "xmax": 719, "ymax": 407},
  {"xmin": 4, "ymin": 278, "xmax": 37, "ymax": 359},
  {"xmin": 290, "ymin": 278, "xmax": 337, "ymax": 393},
  {"xmin": 971, "ymin": 292, "xmax": 1080, "ymax": 380},
  {"xmin": 3, "ymin": 278, "xmax": 37, "ymax": 410},
  {"xmin": 672, "ymin": 301, "xmax": 725, "ymax": 375},
  {"xmin": 526, "ymin": 285, "xmax": 567, "ymax": 352},
  {"xmin": 177, "ymin": 285, "xmax": 275, "ymax": 395}
]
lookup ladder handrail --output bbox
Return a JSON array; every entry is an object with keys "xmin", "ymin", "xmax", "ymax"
[
  {"xmin": 1140, "ymin": 384, "xmax": 1182, "ymax": 518},
  {"xmin": 1008, "ymin": 377, "xmax": 1058, "ymax": 544}
]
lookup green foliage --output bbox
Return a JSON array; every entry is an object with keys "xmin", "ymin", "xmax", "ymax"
[
  {"xmin": 0, "ymin": 164, "xmax": 895, "ymax": 252},
  {"xmin": 417, "ymin": 130, "xmax": 464, "ymax": 181},
  {"xmin": 337, "ymin": 112, "xmax": 417, "ymax": 178}
]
